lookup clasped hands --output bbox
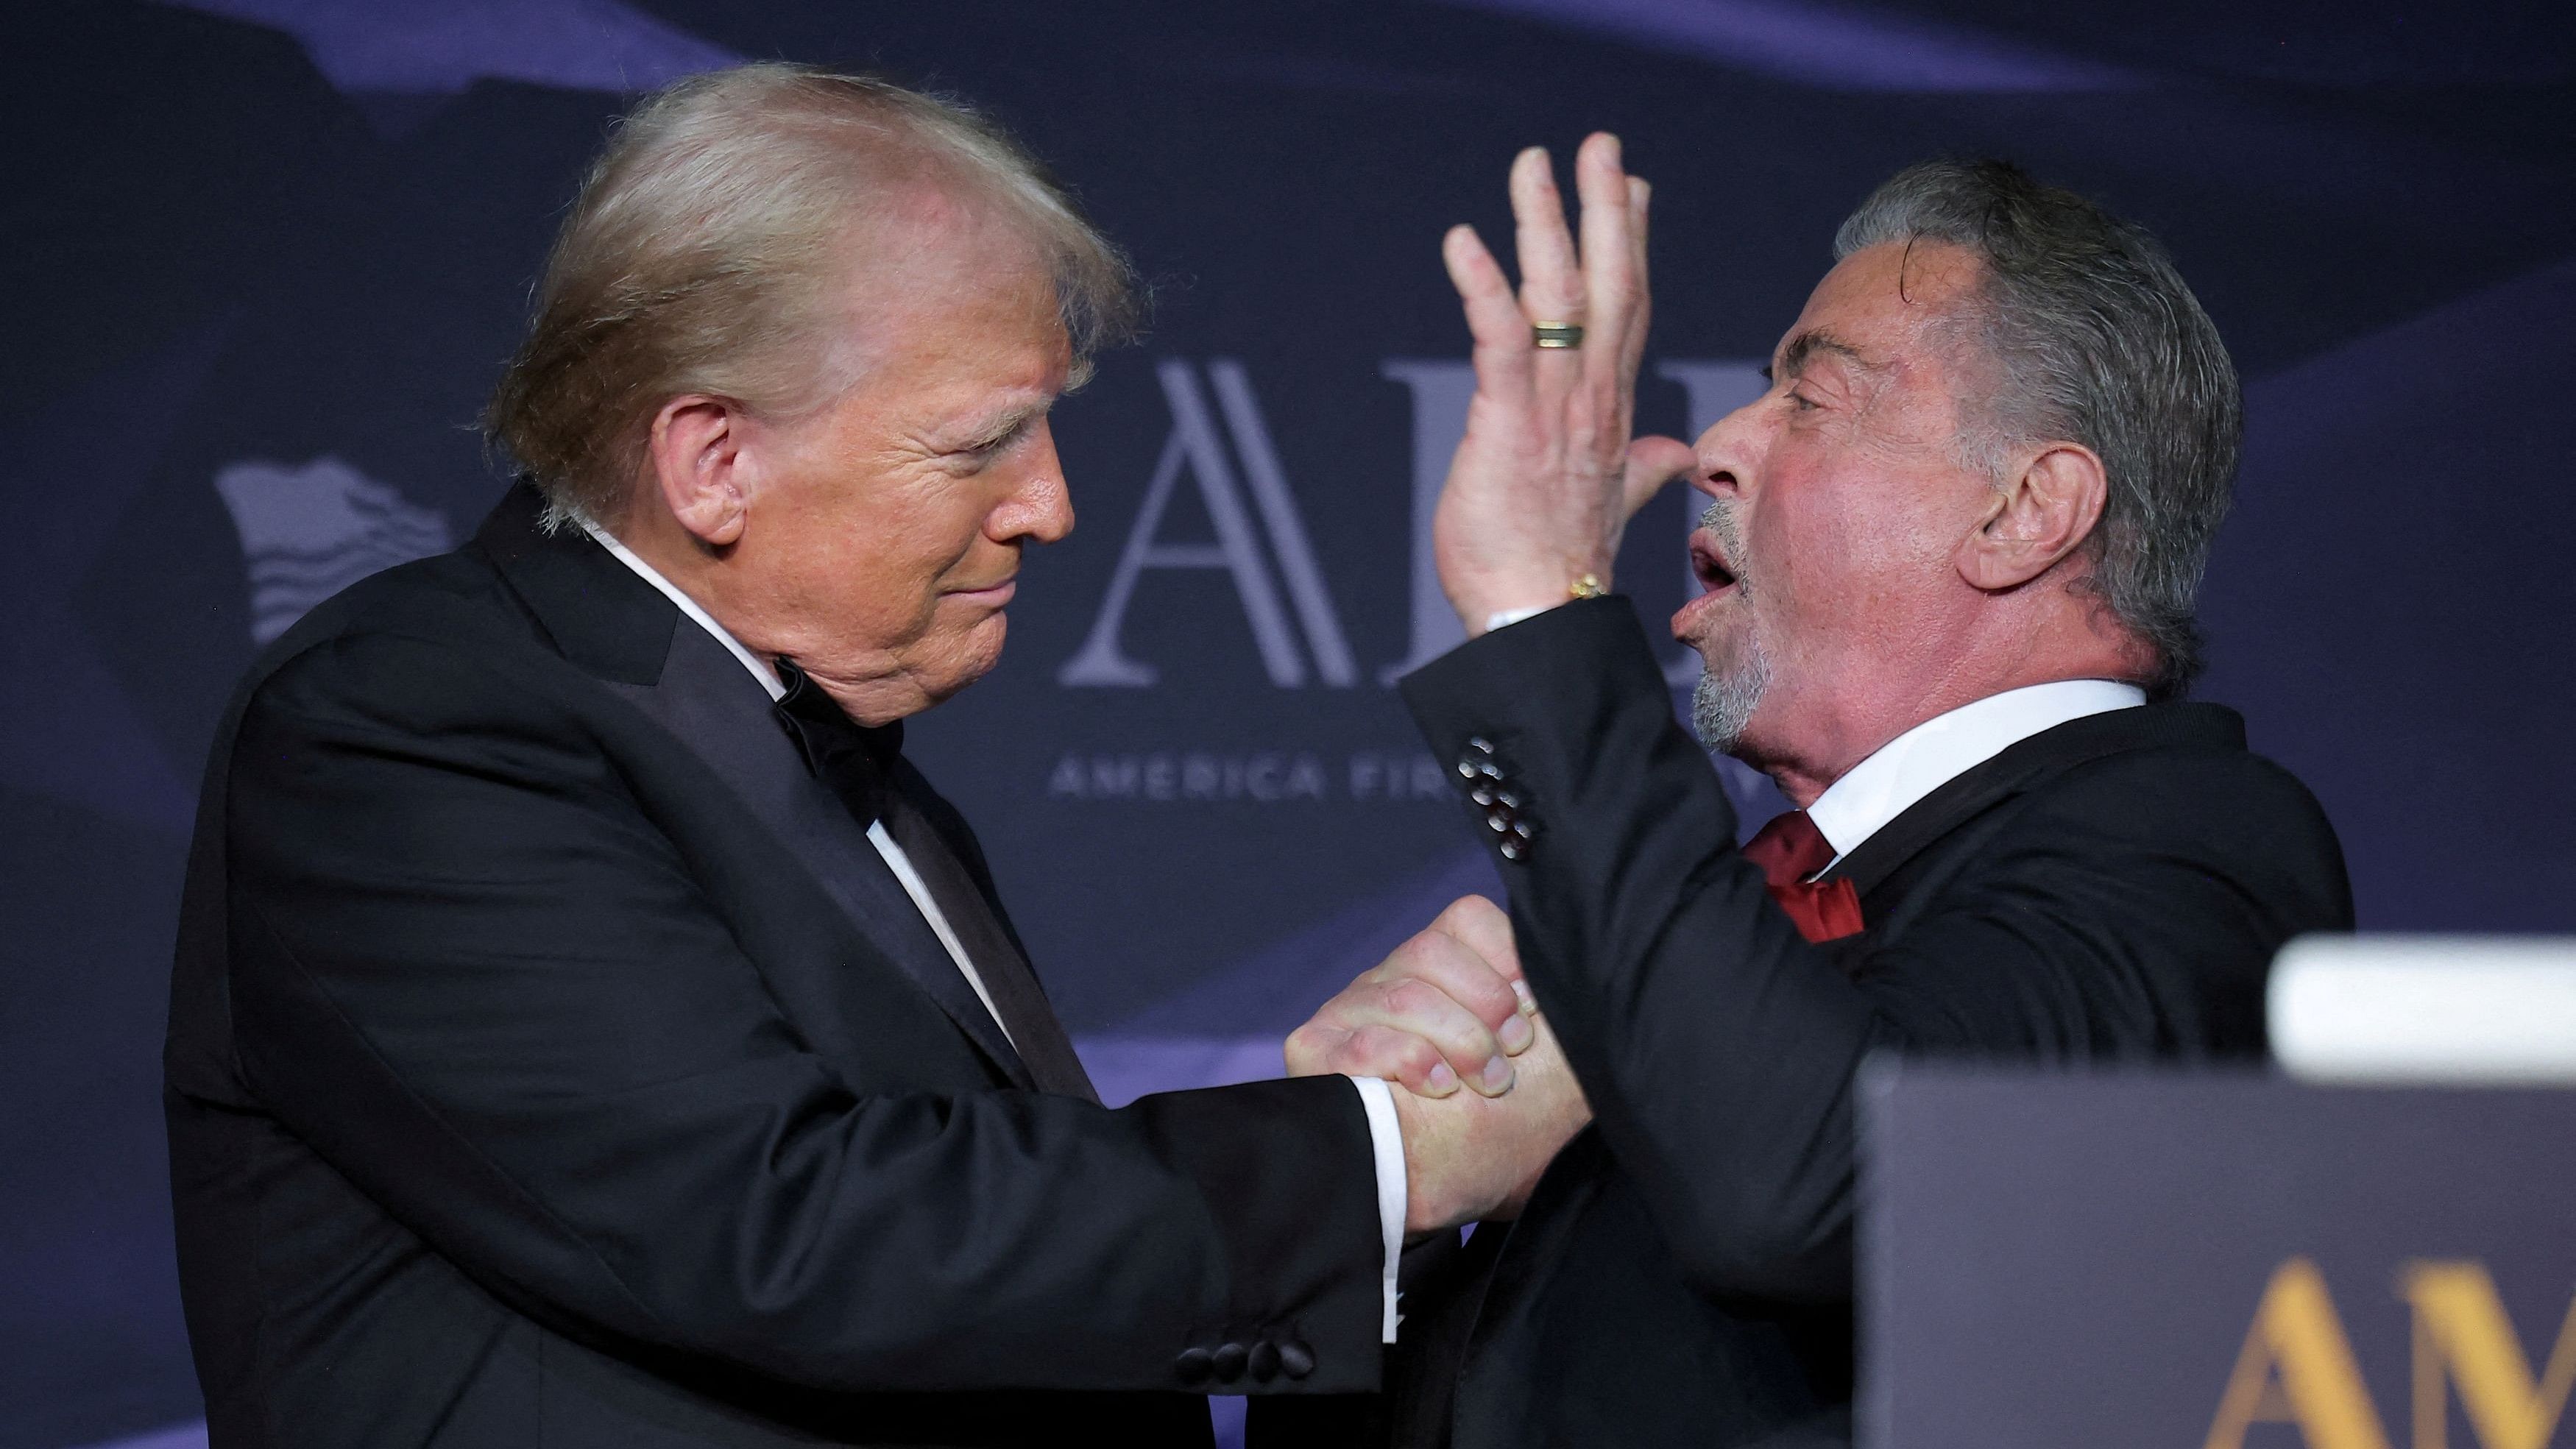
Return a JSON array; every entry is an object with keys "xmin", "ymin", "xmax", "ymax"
[{"xmin": 1285, "ymin": 896, "xmax": 1590, "ymax": 1236}]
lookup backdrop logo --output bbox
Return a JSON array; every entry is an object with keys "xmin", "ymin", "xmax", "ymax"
[
  {"xmin": 213, "ymin": 456, "xmax": 451, "ymax": 644},
  {"xmin": 1060, "ymin": 356, "xmax": 1769, "ymax": 691},
  {"xmin": 1059, "ymin": 358, "xmax": 1356, "ymax": 688},
  {"xmin": 2205, "ymin": 1257, "xmax": 2576, "ymax": 1449}
]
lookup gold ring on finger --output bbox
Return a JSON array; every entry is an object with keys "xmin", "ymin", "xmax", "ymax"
[{"xmin": 1532, "ymin": 321, "xmax": 1585, "ymax": 350}]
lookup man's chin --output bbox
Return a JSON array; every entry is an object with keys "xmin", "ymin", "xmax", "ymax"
[
  {"xmin": 915, "ymin": 617, "xmax": 1010, "ymax": 705},
  {"xmin": 1690, "ymin": 647, "xmax": 1773, "ymax": 754}
]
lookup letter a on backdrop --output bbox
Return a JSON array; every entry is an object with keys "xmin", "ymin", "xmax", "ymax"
[{"xmin": 1059, "ymin": 359, "xmax": 1353, "ymax": 688}]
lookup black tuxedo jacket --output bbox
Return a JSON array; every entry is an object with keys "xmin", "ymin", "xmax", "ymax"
[
  {"xmin": 1372, "ymin": 600, "xmax": 2351, "ymax": 1448},
  {"xmin": 164, "ymin": 484, "xmax": 1386, "ymax": 1448}
]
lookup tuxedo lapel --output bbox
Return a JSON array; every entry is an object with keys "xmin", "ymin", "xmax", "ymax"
[
  {"xmin": 472, "ymin": 483, "xmax": 1033, "ymax": 1088},
  {"xmin": 607, "ymin": 626, "xmax": 1033, "ymax": 1086}
]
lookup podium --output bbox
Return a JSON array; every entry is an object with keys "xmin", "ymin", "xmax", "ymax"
[{"xmin": 1860, "ymin": 1068, "xmax": 2576, "ymax": 1448}]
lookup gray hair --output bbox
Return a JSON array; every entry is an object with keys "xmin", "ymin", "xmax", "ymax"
[
  {"xmin": 1834, "ymin": 159, "xmax": 2239, "ymax": 700},
  {"xmin": 486, "ymin": 63, "xmax": 1139, "ymax": 527}
]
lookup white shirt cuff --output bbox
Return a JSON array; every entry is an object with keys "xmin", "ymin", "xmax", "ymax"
[
  {"xmin": 1346, "ymin": 1075, "xmax": 1406, "ymax": 1343},
  {"xmin": 1482, "ymin": 602, "xmax": 1561, "ymax": 634}
]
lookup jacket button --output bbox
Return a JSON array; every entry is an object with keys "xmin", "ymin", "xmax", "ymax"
[
  {"xmin": 1248, "ymin": 1340, "xmax": 1281, "ymax": 1382},
  {"xmin": 1211, "ymin": 1342, "xmax": 1248, "ymax": 1384},
  {"xmin": 1173, "ymin": 1346, "xmax": 1214, "ymax": 1385},
  {"xmin": 1276, "ymin": 1339, "xmax": 1316, "ymax": 1380}
]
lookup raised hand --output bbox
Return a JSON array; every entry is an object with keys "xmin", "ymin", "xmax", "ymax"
[{"xmin": 1433, "ymin": 134, "xmax": 1698, "ymax": 633}]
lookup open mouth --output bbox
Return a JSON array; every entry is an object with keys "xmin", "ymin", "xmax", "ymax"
[
  {"xmin": 1688, "ymin": 536, "xmax": 1739, "ymax": 595},
  {"xmin": 1674, "ymin": 531, "xmax": 1743, "ymax": 641}
]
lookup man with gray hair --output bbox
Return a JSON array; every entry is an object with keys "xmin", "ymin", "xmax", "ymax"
[
  {"xmin": 164, "ymin": 65, "xmax": 1585, "ymax": 1448},
  {"xmin": 1281, "ymin": 144, "xmax": 2352, "ymax": 1445}
]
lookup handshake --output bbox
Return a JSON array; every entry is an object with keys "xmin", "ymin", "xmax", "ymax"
[{"xmin": 1285, "ymin": 896, "xmax": 1593, "ymax": 1235}]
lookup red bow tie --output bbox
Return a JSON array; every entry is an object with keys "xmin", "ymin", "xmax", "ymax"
[{"xmin": 1741, "ymin": 811, "xmax": 1866, "ymax": 943}]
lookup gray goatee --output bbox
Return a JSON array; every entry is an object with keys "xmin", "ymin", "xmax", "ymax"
[{"xmin": 1688, "ymin": 499, "xmax": 1772, "ymax": 751}]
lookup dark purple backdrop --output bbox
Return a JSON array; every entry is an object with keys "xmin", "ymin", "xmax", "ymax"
[{"xmin": 7, "ymin": 3, "xmax": 2573, "ymax": 1445}]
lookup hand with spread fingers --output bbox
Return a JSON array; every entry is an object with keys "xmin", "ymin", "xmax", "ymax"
[
  {"xmin": 1287, "ymin": 896, "xmax": 1591, "ymax": 1233},
  {"xmin": 1432, "ymin": 133, "xmax": 1699, "ymax": 633}
]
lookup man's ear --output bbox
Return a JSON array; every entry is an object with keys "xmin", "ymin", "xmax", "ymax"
[
  {"xmin": 644, "ymin": 395, "xmax": 756, "ymax": 548},
  {"xmin": 1957, "ymin": 442, "xmax": 2108, "ymax": 592}
]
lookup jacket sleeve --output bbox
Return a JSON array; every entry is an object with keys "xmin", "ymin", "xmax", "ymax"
[
  {"xmin": 1400, "ymin": 600, "xmax": 2345, "ymax": 1303},
  {"xmin": 221, "ymin": 628, "xmax": 1384, "ymax": 1395}
]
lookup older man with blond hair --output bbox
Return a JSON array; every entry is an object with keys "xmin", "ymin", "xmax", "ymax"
[{"xmin": 165, "ymin": 65, "xmax": 1583, "ymax": 1448}]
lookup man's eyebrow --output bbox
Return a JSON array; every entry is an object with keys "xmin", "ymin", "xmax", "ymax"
[
  {"xmin": 1764, "ymin": 329, "xmax": 1872, "ymax": 384},
  {"xmin": 958, "ymin": 395, "xmax": 1053, "ymax": 445}
]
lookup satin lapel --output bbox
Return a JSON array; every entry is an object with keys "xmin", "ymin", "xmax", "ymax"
[
  {"xmin": 471, "ymin": 483, "xmax": 1032, "ymax": 1088},
  {"xmin": 604, "ymin": 623, "xmax": 1033, "ymax": 1088},
  {"xmin": 1822, "ymin": 702, "xmax": 2246, "ymax": 903}
]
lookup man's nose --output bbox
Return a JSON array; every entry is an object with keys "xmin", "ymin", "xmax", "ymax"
[
  {"xmin": 993, "ymin": 421, "xmax": 1075, "ymax": 545},
  {"xmin": 1691, "ymin": 401, "xmax": 1762, "ymax": 500}
]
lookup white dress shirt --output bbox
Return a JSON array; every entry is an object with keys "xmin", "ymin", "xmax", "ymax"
[
  {"xmin": 1805, "ymin": 679, "xmax": 2147, "ymax": 866},
  {"xmin": 584, "ymin": 523, "xmax": 1407, "ymax": 1340}
]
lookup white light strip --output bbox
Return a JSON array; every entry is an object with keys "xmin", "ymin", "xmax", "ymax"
[{"xmin": 2270, "ymin": 935, "xmax": 2576, "ymax": 1085}]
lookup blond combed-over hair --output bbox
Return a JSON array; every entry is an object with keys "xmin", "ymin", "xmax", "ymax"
[{"xmin": 485, "ymin": 63, "xmax": 1138, "ymax": 526}]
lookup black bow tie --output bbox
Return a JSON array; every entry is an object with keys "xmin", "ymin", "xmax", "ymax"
[
  {"xmin": 772, "ymin": 661, "xmax": 906, "ymax": 826},
  {"xmin": 768, "ymin": 661, "xmax": 1101, "ymax": 1101}
]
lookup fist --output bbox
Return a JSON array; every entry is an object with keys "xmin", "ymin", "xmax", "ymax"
[{"xmin": 1286, "ymin": 896, "xmax": 1535, "ymax": 1098}]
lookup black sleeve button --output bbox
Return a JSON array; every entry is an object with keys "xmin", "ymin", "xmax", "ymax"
[
  {"xmin": 1248, "ymin": 1340, "xmax": 1281, "ymax": 1382},
  {"xmin": 1174, "ymin": 1345, "xmax": 1214, "ymax": 1385},
  {"xmin": 1276, "ymin": 1339, "xmax": 1316, "ymax": 1380},
  {"xmin": 1211, "ymin": 1341, "xmax": 1248, "ymax": 1384}
]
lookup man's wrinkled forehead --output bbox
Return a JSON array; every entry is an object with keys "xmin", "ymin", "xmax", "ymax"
[{"xmin": 1774, "ymin": 240, "xmax": 1985, "ymax": 383}]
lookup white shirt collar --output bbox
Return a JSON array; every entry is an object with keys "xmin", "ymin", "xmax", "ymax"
[
  {"xmin": 1805, "ymin": 679, "xmax": 2146, "ymax": 864},
  {"xmin": 580, "ymin": 520, "xmax": 786, "ymax": 703}
]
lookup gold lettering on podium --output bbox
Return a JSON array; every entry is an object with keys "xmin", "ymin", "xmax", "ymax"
[
  {"xmin": 2402, "ymin": 1261, "xmax": 2576, "ymax": 1449},
  {"xmin": 2206, "ymin": 1257, "xmax": 2393, "ymax": 1449}
]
